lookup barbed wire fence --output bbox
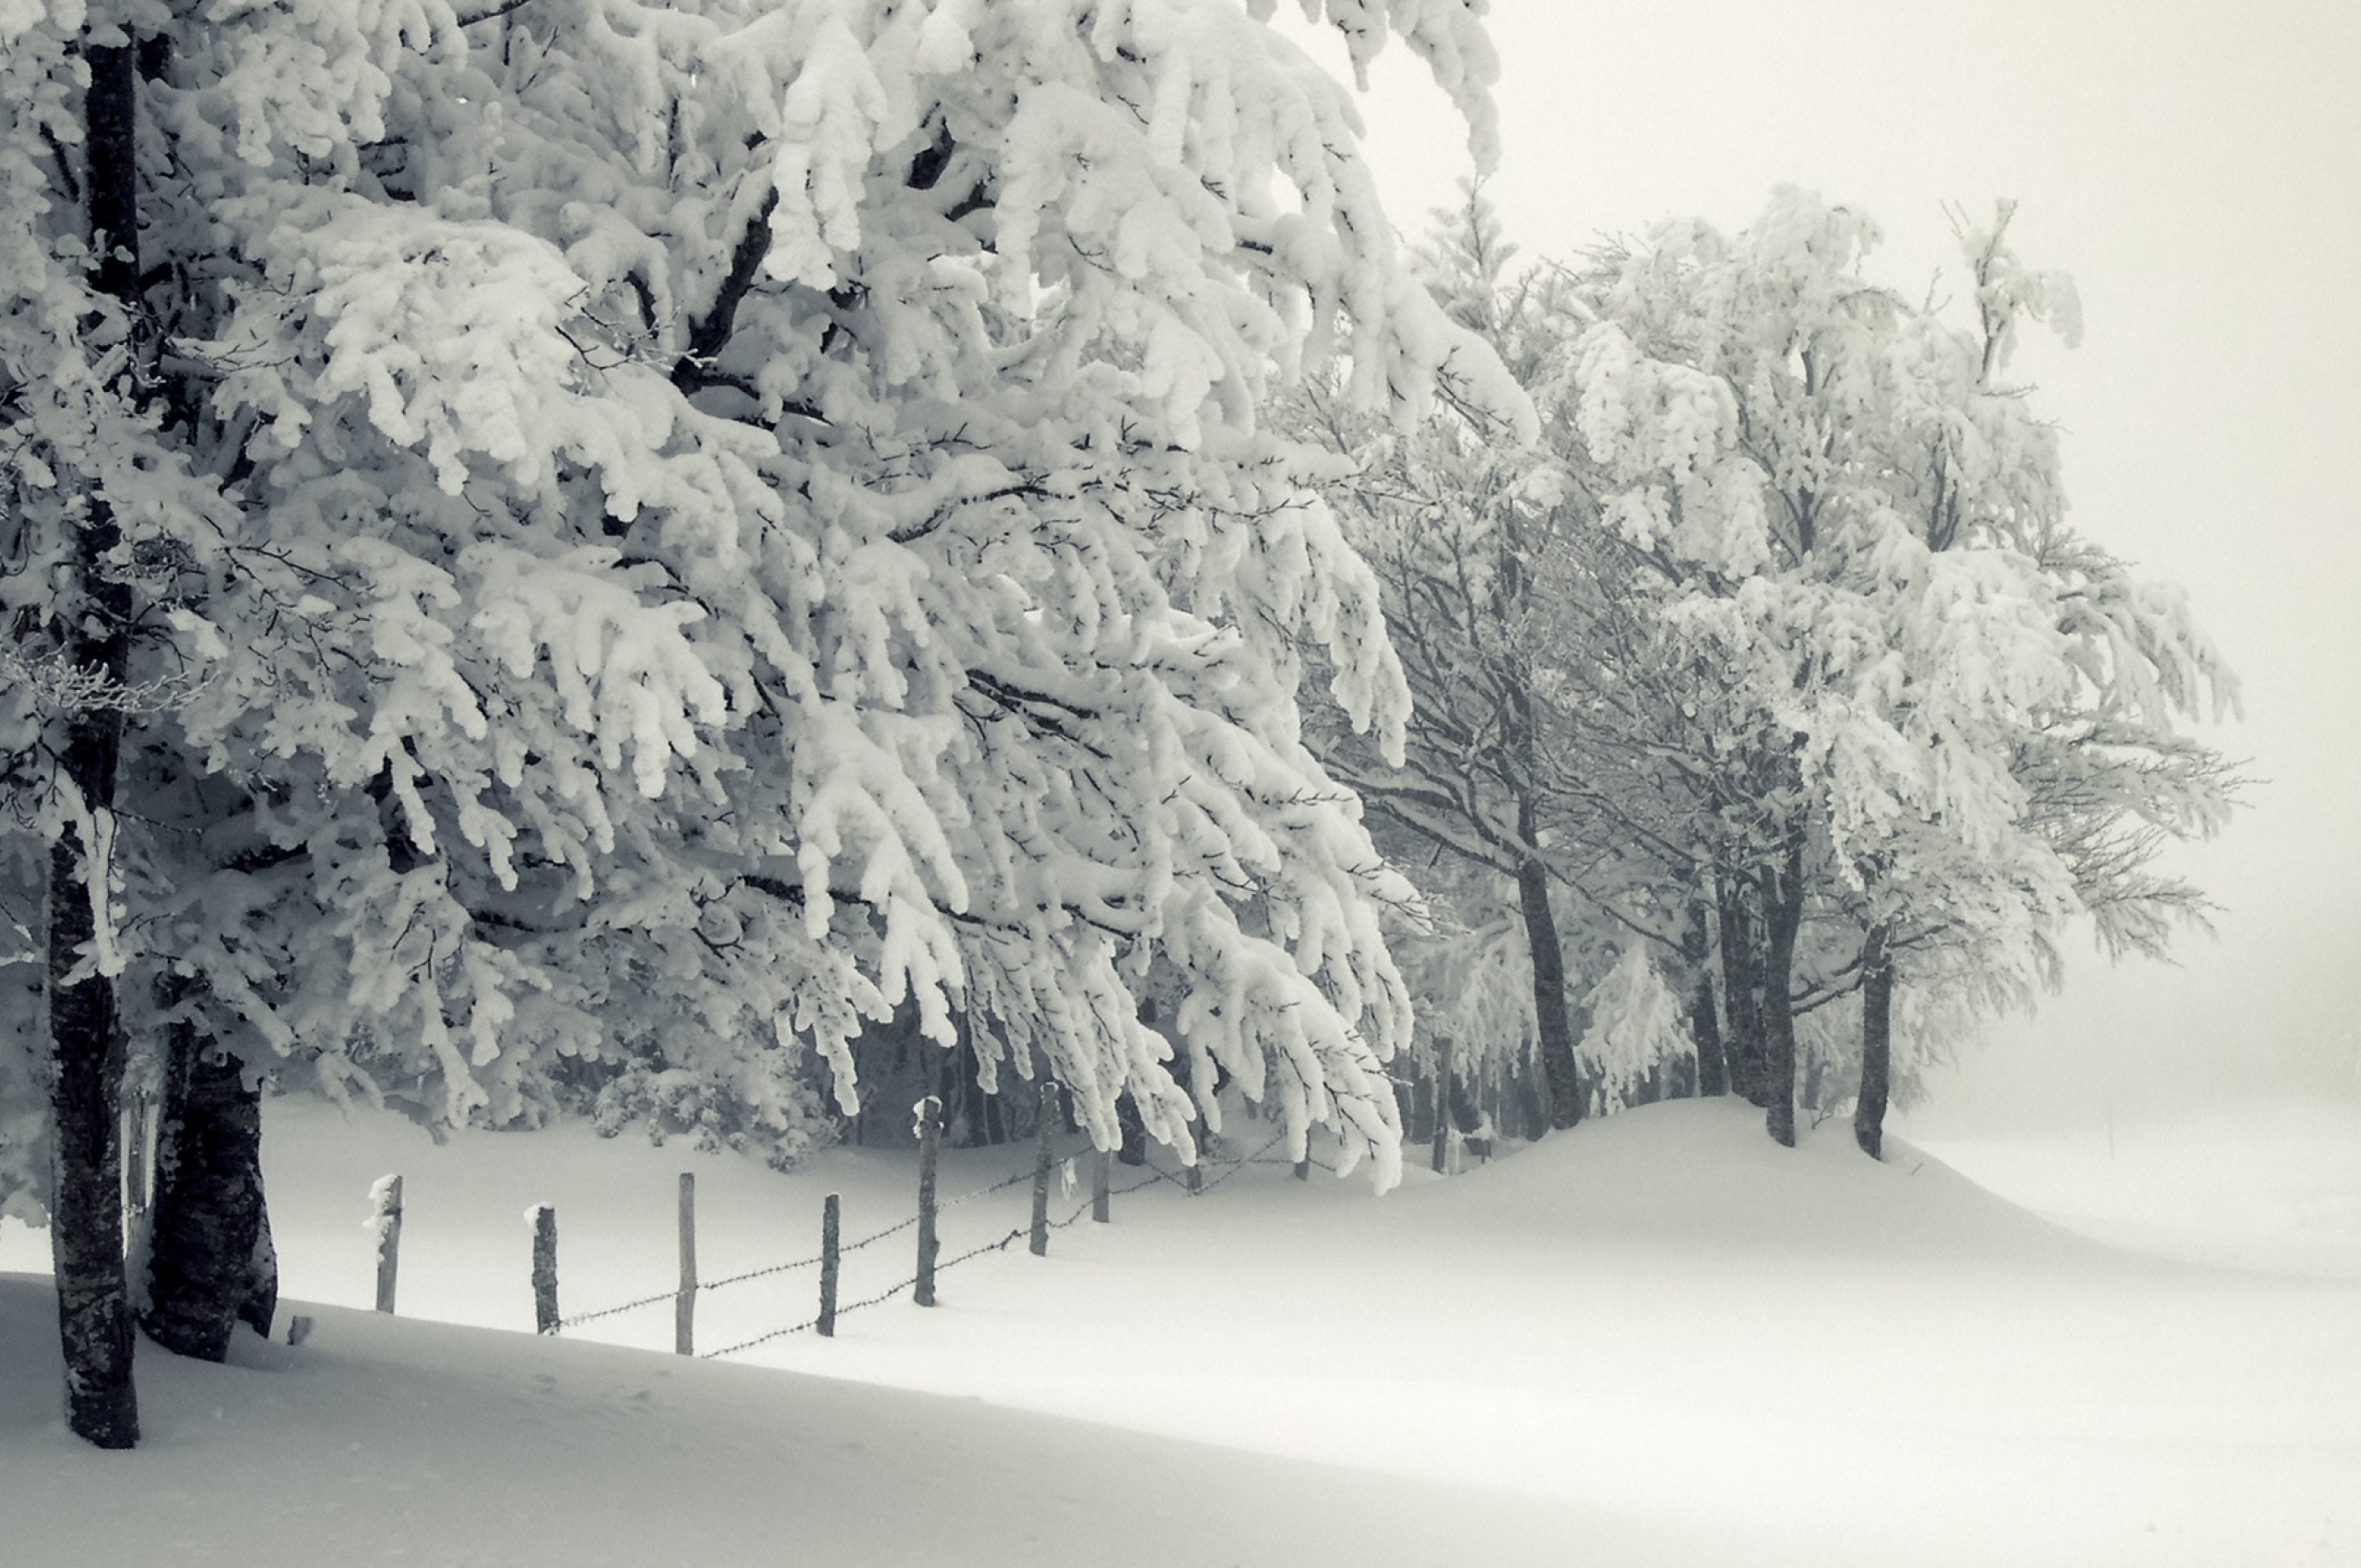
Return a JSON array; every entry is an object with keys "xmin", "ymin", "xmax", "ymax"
[{"xmin": 369, "ymin": 1098, "xmax": 1305, "ymax": 1359}]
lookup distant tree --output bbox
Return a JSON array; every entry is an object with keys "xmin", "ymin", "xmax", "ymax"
[
  {"xmin": 1574, "ymin": 192, "xmax": 2238, "ymax": 1151},
  {"xmin": 1303, "ymin": 186, "xmax": 2239, "ymax": 1161}
]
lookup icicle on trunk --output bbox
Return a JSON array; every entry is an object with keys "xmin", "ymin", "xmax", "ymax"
[
  {"xmin": 1760, "ymin": 836, "xmax": 1808, "ymax": 1149},
  {"xmin": 142, "ymin": 1010, "xmax": 278, "ymax": 1359},
  {"xmin": 1855, "ymin": 927, "xmax": 1893, "ymax": 1159}
]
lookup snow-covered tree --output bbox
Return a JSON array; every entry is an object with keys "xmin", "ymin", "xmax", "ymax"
[
  {"xmin": 2, "ymin": 0, "xmax": 1516, "ymax": 1444},
  {"xmin": 1575, "ymin": 944, "xmax": 1690, "ymax": 1114},
  {"xmin": 1292, "ymin": 184, "xmax": 1600, "ymax": 1127},
  {"xmin": 1574, "ymin": 192, "xmax": 2238, "ymax": 1150},
  {"xmin": 1303, "ymin": 185, "xmax": 2237, "ymax": 1162}
]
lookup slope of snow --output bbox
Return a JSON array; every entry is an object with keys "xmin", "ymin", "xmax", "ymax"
[
  {"xmin": 0, "ymin": 1277, "xmax": 1581, "ymax": 1567},
  {"xmin": 4, "ymin": 1095, "xmax": 2356, "ymax": 1566},
  {"xmin": 1916, "ymin": 1096, "xmax": 2361, "ymax": 1280}
]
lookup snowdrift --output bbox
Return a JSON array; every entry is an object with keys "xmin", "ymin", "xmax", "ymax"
[
  {"xmin": 2, "ymin": 1094, "xmax": 2355, "ymax": 1567},
  {"xmin": 0, "ymin": 1274, "xmax": 1575, "ymax": 1568},
  {"xmin": 1387, "ymin": 1097, "xmax": 2110, "ymax": 1263}
]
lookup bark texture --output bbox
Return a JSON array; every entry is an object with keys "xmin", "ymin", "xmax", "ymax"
[
  {"xmin": 1684, "ymin": 900, "xmax": 1728, "ymax": 1097},
  {"xmin": 1715, "ymin": 874, "xmax": 1768, "ymax": 1105},
  {"xmin": 1759, "ymin": 835, "xmax": 1807, "ymax": 1149},
  {"xmin": 1855, "ymin": 927, "xmax": 1893, "ymax": 1160},
  {"xmin": 46, "ymin": 35, "xmax": 142, "ymax": 1451},
  {"xmin": 141, "ymin": 1016, "xmax": 277, "ymax": 1360},
  {"xmin": 1515, "ymin": 844, "xmax": 1584, "ymax": 1130},
  {"xmin": 47, "ymin": 851, "xmax": 137, "ymax": 1446},
  {"xmin": 1691, "ymin": 969, "xmax": 1727, "ymax": 1098}
]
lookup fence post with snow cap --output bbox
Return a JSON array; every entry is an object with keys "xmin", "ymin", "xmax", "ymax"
[
  {"xmin": 914, "ymin": 1095, "xmax": 942, "ymax": 1306},
  {"xmin": 369, "ymin": 1174, "xmax": 402, "ymax": 1313},
  {"xmin": 818, "ymin": 1193, "xmax": 840, "ymax": 1337},
  {"xmin": 1432, "ymin": 1035, "xmax": 1453, "ymax": 1176},
  {"xmin": 528, "ymin": 1204, "xmax": 559, "ymax": 1334},
  {"xmin": 676, "ymin": 1173, "xmax": 696, "ymax": 1356},
  {"xmin": 1029, "ymin": 1083, "xmax": 1054, "ymax": 1257}
]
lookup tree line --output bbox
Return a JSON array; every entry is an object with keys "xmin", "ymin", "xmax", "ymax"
[
  {"xmin": 1, "ymin": 0, "xmax": 2234, "ymax": 1455},
  {"xmin": 1296, "ymin": 184, "xmax": 2236, "ymax": 1157}
]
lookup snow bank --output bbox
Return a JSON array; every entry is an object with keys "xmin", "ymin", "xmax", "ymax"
[{"xmin": 3, "ymin": 1093, "xmax": 2356, "ymax": 1565}]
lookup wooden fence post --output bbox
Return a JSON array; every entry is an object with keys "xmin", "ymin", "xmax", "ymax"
[
  {"xmin": 675, "ymin": 1172, "xmax": 696, "ymax": 1356},
  {"xmin": 1294, "ymin": 1151, "xmax": 1310, "ymax": 1182},
  {"xmin": 1185, "ymin": 1159, "xmax": 1203, "ymax": 1194},
  {"xmin": 914, "ymin": 1095, "xmax": 941, "ymax": 1307},
  {"xmin": 1432, "ymin": 1034, "xmax": 1453, "ymax": 1176},
  {"xmin": 370, "ymin": 1174, "xmax": 403, "ymax": 1313},
  {"xmin": 818, "ymin": 1193, "xmax": 840, "ymax": 1337},
  {"xmin": 529, "ymin": 1204, "xmax": 559, "ymax": 1334},
  {"xmin": 1091, "ymin": 1149, "xmax": 1109, "ymax": 1223},
  {"xmin": 1029, "ymin": 1083, "xmax": 1055, "ymax": 1256}
]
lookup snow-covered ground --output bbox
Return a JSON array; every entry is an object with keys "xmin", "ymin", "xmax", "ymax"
[{"xmin": 5, "ymin": 1094, "xmax": 2357, "ymax": 1565}]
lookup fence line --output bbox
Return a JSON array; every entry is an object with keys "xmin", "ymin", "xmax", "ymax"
[
  {"xmin": 391, "ymin": 1122, "xmax": 1313, "ymax": 1348},
  {"xmin": 698, "ymin": 1171, "xmax": 1172, "ymax": 1360},
  {"xmin": 549, "ymin": 1164, "xmax": 1036, "ymax": 1333}
]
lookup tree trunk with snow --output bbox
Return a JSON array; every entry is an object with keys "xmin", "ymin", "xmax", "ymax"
[
  {"xmin": 142, "ymin": 1007, "xmax": 278, "ymax": 1359},
  {"xmin": 48, "ymin": 828, "xmax": 137, "ymax": 1444},
  {"xmin": 1715, "ymin": 873, "xmax": 1769, "ymax": 1106},
  {"xmin": 45, "ymin": 33, "xmax": 142, "ymax": 1451},
  {"xmin": 1113, "ymin": 1090, "xmax": 1147, "ymax": 1167},
  {"xmin": 1759, "ymin": 836, "xmax": 1807, "ymax": 1149},
  {"xmin": 1681, "ymin": 901, "xmax": 1727, "ymax": 1096},
  {"xmin": 1515, "ymin": 842, "xmax": 1584, "ymax": 1131},
  {"xmin": 1690, "ymin": 969, "xmax": 1727, "ymax": 1098},
  {"xmin": 1855, "ymin": 927, "xmax": 1893, "ymax": 1159}
]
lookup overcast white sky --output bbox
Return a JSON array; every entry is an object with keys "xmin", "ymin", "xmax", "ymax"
[{"xmin": 1283, "ymin": 0, "xmax": 2361, "ymax": 1125}]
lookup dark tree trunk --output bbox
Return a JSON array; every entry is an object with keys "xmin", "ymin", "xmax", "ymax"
[
  {"xmin": 1760, "ymin": 833, "xmax": 1807, "ymax": 1149},
  {"xmin": 1514, "ymin": 835, "xmax": 1583, "ymax": 1131},
  {"xmin": 1113, "ymin": 1089, "xmax": 1146, "ymax": 1166},
  {"xmin": 1691, "ymin": 970, "xmax": 1727, "ymax": 1097},
  {"xmin": 45, "ymin": 33, "xmax": 142, "ymax": 1451},
  {"xmin": 1855, "ymin": 926, "xmax": 1892, "ymax": 1160},
  {"xmin": 1683, "ymin": 900, "xmax": 1727, "ymax": 1097},
  {"xmin": 47, "ymin": 836, "xmax": 137, "ymax": 1448},
  {"xmin": 1715, "ymin": 873, "xmax": 1768, "ymax": 1105},
  {"xmin": 1513, "ymin": 1056, "xmax": 1548, "ymax": 1141},
  {"xmin": 142, "ymin": 1004, "xmax": 278, "ymax": 1359}
]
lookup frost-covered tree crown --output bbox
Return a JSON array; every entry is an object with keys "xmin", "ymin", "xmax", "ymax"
[{"xmin": 1, "ymin": 0, "xmax": 1523, "ymax": 1203}]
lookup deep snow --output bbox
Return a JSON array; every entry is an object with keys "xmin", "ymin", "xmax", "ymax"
[{"xmin": 4, "ymin": 1096, "xmax": 2357, "ymax": 1565}]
